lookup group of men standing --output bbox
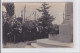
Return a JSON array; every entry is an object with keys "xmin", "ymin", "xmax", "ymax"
[
  {"xmin": 3, "ymin": 19, "xmax": 59, "ymax": 45},
  {"xmin": 3, "ymin": 21, "xmax": 22, "ymax": 44},
  {"xmin": 3, "ymin": 20, "xmax": 39, "ymax": 44}
]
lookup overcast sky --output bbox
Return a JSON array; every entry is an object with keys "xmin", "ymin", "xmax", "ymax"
[{"xmin": 2, "ymin": 2, "xmax": 65, "ymax": 25}]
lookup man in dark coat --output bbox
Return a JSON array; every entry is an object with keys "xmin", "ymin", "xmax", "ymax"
[
  {"xmin": 3, "ymin": 22, "xmax": 10, "ymax": 44},
  {"xmin": 12, "ymin": 23, "xmax": 20, "ymax": 43}
]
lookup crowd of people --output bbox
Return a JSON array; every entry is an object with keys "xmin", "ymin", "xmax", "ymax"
[
  {"xmin": 3, "ymin": 18, "xmax": 59, "ymax": 44},
  {"xmin": 3, "ymin": 20, "xmax": 44, "ymax": 44}
]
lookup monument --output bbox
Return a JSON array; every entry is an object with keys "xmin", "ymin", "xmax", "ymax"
[
  {"xmin": 49, "ymin": 2, "xmax": 73, "ymax": 43},
  {"xmin": 31, "ymin": 2, "xmax": 73, "ymax": 48}
]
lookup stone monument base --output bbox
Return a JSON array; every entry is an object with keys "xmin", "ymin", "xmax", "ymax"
[
  {"xmin": 49, "ymin": 24, "xmax": 73, "ymax": 43},
  {"xmin": 31, "ymin": 39, "xmax": 73, "ymax": 48}
]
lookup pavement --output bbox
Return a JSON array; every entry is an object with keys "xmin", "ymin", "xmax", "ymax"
[
  {"xmin": 2, "ymin": 39, "xmax": 73, "ymax": 48},
  {"xmin": 3, "ymin": 41, "xmax": 34, "ymax": 48}
]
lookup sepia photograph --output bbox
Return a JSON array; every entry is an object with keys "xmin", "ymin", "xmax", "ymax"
[{"xmin": 2, "ymin": 2, "xmax": 73, "ymax": 48}]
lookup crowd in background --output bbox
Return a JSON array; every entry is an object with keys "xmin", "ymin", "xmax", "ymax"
[{"xmin": 3, "ymin": 18, "xmax": 59, "ymax": 44}]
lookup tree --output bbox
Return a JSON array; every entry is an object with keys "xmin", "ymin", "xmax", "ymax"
[
  {"xmin": 37, "ymin": 2, "xmax": 55, "ymax": 34},
  {"xmin": 3, "ymin": 3, "xmax": 16, "ymax": 43},
  {"xmin": 3, "ymin": 3, "xmax": 15, "ymax": 18}
]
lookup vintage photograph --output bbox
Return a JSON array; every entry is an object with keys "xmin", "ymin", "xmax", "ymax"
[{"xmin": 2, "ymin": 2, "xmax": 73, "ymax": 48}]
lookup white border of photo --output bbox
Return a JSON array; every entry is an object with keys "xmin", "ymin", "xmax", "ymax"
[{"xmin": 1, "ymin": 0, "xmax": 80, "ymax": 53}]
